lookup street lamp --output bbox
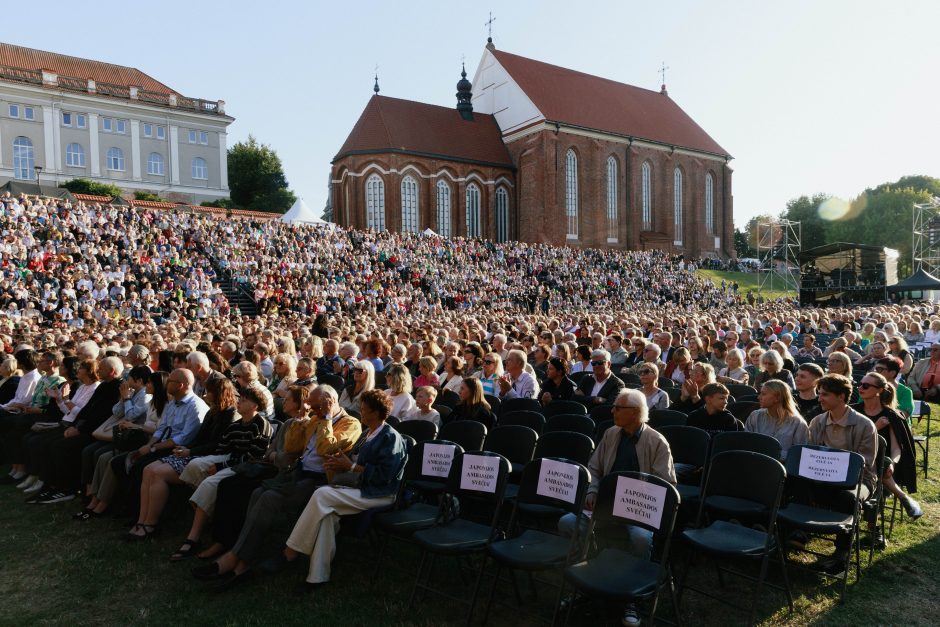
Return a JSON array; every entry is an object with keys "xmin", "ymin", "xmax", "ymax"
[{"xmin": 34, "ymin": 165, "xmax": 43, "ymax": 197}]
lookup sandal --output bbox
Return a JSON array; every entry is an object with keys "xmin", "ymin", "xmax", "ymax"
[
  {"xmin": 170, "ymin": 539, "xmax": 200, "ymax": 561},
  {"xmin": 72, "ymin": 509, "xmax": 103, "ymax": 522},
  {"xmin": 124, "ymin": 524, "xmax": 159, "ymax": 542}
]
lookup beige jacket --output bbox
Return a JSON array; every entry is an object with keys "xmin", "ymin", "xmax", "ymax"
[
  {"xmin": 807, "ymin": 406, "xmax": 878, "ymax": 491},
  {"xmin": 588, "ymin": 424, "xmax": 677, "ymax": 495}
]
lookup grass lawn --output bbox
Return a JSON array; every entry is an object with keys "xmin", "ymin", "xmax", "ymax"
[
  {"xmin": 696, "ymin": 269, "xmax": 797, "ymax": 301},
  {"xmin": 1, "ymin": 411, "xmax": 938, "ymax": 626}
]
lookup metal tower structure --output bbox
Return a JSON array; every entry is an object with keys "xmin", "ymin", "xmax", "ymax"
[
  {"xmin": 757, "ymin": 218, "xmax": 801, "ymax": 297},
  {"xmin": 912, "ymin": 196, "xmax": 940, "ymax": 275}
]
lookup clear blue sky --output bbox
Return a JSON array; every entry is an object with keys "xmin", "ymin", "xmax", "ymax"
[{"xmin": 9, "ymin": 0, "xmax": 940, "ymax": 227}]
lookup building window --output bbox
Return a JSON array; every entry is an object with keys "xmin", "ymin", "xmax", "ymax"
[
  {"xmin": 8, "ymin": 104, "xmax": 18, "ymax": 118},
  {"xmin": 62, "ymin": 112, "xmax": 72, "ymax": 127},
  {"xmin": 192, "ymin": 157, "xmax": 208, "ymax": 180},
  {"xmin": 436, "ymin": 180, "xmax": 451, "ymax": 237},
  {"xmin": 673, "ymin": 168, "xmax": 683, "ymax": 245},
  {"xmin": 641, "ymin": 161, "xmax": 652, "ymax": 231},
  {"xmin": 365, "ymin": 174, "xmax": 385, "ymax": 231},
  {"xmin": 65, "ymin": 143, "xmax": 85, "ymax": 167},
  {"xmin": 400, "ymin": 175, "xmax": 418, "ymax": 233},
  {"xmin": 495, "ymin": 187, "xmax": 509, "ymax": 243},
  {"xmin": 102, "ymin": 117, "xmax": 112, "ymax": 133},
  {"xmin": 115, "ymin": 119, "xmax": 126, "ymax": 134},
  {"xmin": 143, "ymin": 123, "xmax": 153, "ymax": 138},
  {"xmin": 606, "ymin": 156, "xmax": 618, "ymax": 242},
  {"xmin": 107, "ymin": 147, "xmax": 125, "ymax": 171},
  {"xmin": 199, "ymin": 131, "xmax": 208, "ymax": 145},
  {"xmin": 705, "ymin": 172, "xmax": 715, "ymax": 234},
  {"xmin": 77, "ymin": 114, "xmax": 86, "ymax": 129},
  {"xmin": 565, "ymin": 149, "xmax": 578, "ymax": 239},
  {"xmin": 12, "ymin": 137, "xmax": 34, "ymax": 180},
  {"xmin": 148, "ymin": 152, "xmax": 164, "ymax": 176},
  {"xmin": 156, "ymin": 125, "xmax": 165, "ymax": 140},
  {"xmin": 23, "ymin": 107, "xmax": 34, "ymax": 121},
  {"xmin": 466, "ymin": 183, "xmax": 481, "ymax": 238},
  {"xmin": 188, "ymin": 130, "xmax": 197, "ymax": 143}
]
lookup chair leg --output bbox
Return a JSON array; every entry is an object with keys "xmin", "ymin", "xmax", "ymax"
[
  {"xmin": 668, "ymin": 567, "xmax": 683, "ymax": 627},
  {"xmin": 775, "ymin": 529, "xmax": 794, "ymax": 612},
  {"xmin": 508, "ymin": 566, "xmax": 524, "ymax": 606},
  {"xmin": 467, "ymin": 554, "xmax": 490, "ymax": 627},
  {"xmin": 746, "ymin": 553, "xmax": 772, "ymax": 627},
  {"xmin": 482, "ymin": 561, "xmax": 502, "ymax": 626},
  {"xmin": 552, "ymin": 577, "xmax": 567, "ymax": 627},
  {"xmin": 371, "ymin": 532, "xmax": 389, "ymax": 578},
  {"xmin": 408, "ymin": 551, "xmax": 429, "ymax": 610}
]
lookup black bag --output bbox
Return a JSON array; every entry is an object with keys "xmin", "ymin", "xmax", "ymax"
[
  {"xmin": 112, "ymin": 426, "xmax": 150, "ymax": 452},
  {"xmin": 233, "ymin": 460, "xmax": 278, "ymax": 481}
]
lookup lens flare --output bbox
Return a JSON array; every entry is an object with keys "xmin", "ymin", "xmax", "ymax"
[{"xmin": 818, "ymin": 197, "xmax": 851, "ymax": 221}]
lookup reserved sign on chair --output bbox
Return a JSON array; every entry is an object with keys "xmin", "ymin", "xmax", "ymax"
[
  {"xmin": 422, "ymin": 443, "xmax": 456, "ymax": 478},
  {"xmin": 613, "ymin": 475, "xmax": 667, "ymax": 528},
  {"xmin": 535, "ymin": 458, "xmax": 579, "ymax": 504},
  {"xmin": 798, "ymin": 449, "xmax": 850, "ymax": 483},
  {"xmin": 460, "ymin": 455, "xmax": 500, "ymax": 492}
]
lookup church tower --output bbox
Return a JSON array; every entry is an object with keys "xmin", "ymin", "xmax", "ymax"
[{"xmin": 456, "ymin": 63, "xmax": 473, "ymax": 120}]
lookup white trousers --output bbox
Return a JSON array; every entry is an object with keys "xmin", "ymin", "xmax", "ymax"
[{"xmin": 286, "ymin": 486, "xmax": 395, "ymax": 583}]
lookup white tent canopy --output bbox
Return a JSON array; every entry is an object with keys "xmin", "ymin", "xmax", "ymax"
[
  {"xmin": 281, "ymin": 198, "xmax": 328, "ymax": 224},
  {"xmin": 422, "ymin": 227, "xmax": 437, "ymax": 236}
]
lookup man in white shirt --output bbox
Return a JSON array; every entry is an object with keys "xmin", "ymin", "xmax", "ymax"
[{"xmin": 497, "ymin": 349, "xmax": 540, "ymax": 400}]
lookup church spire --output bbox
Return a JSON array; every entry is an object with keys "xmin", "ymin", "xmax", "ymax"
[
  {"xmin": 659, "ymin": 62, "xmax": 669, "ymax": 96},
  {"xmin": 373, "ymin": 73, "xmax": 380, "ymax": 95},
  {"xmin": 456, "ymin": 62, "xmax": 473, "ymax": 121}
]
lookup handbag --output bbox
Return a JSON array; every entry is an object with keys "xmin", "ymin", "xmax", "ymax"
[
  {"xmin": 233, "ymin": 460, "xmax": 278, "ymax": 481},
  {"xmin": 112, "ymin": 426, "xmax": 150, "ymax": 452}
]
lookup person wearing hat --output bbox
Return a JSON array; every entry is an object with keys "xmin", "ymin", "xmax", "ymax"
[{"xmin": 574, "ymin": 349, "xmax": 625, "ymax": 406}]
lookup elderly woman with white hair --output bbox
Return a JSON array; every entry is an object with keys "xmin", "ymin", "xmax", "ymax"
[
  {"xmin": 231, "ymin": 361, "xmax": 275, "ymax": 421},
  {"xmin": 557, "ymin": 387, "xmax": 676, "ymax": 627},
  {"xmin": 752, "ymin": 350, "xmax": 795, "ymax": 390}
]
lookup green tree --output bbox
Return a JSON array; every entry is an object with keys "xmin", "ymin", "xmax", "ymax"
[
  {"xmin": 61, "ymin": 178, "xmax": 122, "ymax": 198},
  {"xmin": 200, "ymin": 198, "xmax": 236, "ymax": 209},
  {"xmin": 133, "ymin": 191, "xmax": 163, "ymax": 202},
  {"xmin": 780, "ymin": 193, "xmax": 830, "ymax": 252},
  {"xmin": 227, "ymin": 135, "xmax": 296, "ymax": 213},
  {"xmin": 733, "ymin": 228, "xmax": 754, "ymax": 258}
]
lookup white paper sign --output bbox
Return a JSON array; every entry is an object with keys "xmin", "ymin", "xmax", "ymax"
[
  {"xmin": 421, "ymin": 443, "xmax": 456, "ymax": 478},
  {"xmin": 798, "ymin": 449, "xmax": 850, "ymax": 483},
  {"xmin": 460, "ymin": 454, "xmax": 500, "ymax": 493},
  {"xmin": 612, "ymin": 475, "xmax": 668, "ymax": 529},
  {"xmin": 913, "ymin": 400, "xmax": 923, "ymax": 418},
  {"xmin": 535, "ymin": 458, "xmax": 580, "ymax": 504}
]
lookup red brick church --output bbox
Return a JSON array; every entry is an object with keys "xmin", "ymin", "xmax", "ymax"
[{"xmin": 331, "ymin": 40, "xmax": 734, "ymax": 258}]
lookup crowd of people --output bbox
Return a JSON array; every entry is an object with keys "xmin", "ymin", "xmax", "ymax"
[{"xmin": 0, "ymin": 192, "xmax": 934, "ymax": 623}]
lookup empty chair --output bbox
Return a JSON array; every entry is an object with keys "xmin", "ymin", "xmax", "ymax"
[
  {"xmin": 589, "ymin": 404, "xmax": 614, "ymax": 424},
  {"xmin": 711, "ymin": 431, "xmax": 782, "ymax": 461},
  {"xmin": 658, "ymin": 425, "xmax": 710, "ymax": 491},
  {"xmin": 499, "ymin": 397, "xmax": 543, "ymax": 416},
  {"xmin": 394, "ymin": 419, "xmax": 439, "ymax": 443},
  {"xmin": 726, "ymin": 383, "xmax": 758, "ymax": 399},
  {"xmin": 728, "ymin": 401, "xmax": 761, "ymax": 423},
  {"xmin": 544, "ymin": 414, "xmax": 595, "ymax": 438},
  {"xmin": 532, "ymin": 430, "xmax": 595, "ymax": 467},
  {"xmin": 437, "ymin": 389, "xmax": 461, "ymax": 409},
  {"xmin": 648, "ymin": 409, "xmax": 688, "ymax": 429},
  {"xmin": 439, "ymin": 420, "xmax": 487, "ymax": 452},
  {"xmin": 484, "ymin": 394, "xmax": 502, "ymax": 416},
  {"xmin": 544, "ymin": 400, "xmax": 588, "ymax": 418},
  {"xmin": 499, "ymin": 410, "xmax": 546, "ymax": 433},
  {"xmin": 484, "ymin": 425, "xmax": 539, "ymax": 478},
  {"xmin": 434, "ymin": 404, "xmax": 453, "ymax": 423}
]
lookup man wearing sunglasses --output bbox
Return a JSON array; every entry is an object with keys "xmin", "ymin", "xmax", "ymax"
[{"xmin": 574, "ymin": 349, "xmax": 625, "ymax": 406}]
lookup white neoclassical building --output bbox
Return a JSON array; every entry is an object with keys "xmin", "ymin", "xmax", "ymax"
[{"xmin": 0, "ymin": 42, "xmax": 233, "ymax": 203}]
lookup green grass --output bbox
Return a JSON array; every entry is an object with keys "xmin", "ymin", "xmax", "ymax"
[
  {"xmin": 1, "ymin": 412, "xmax": 939, "ymax": 626},
  {"xmin": 697, "ymin": 269, "xmax": 798, "ymax": 301}
]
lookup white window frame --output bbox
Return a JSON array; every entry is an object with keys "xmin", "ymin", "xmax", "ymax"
[
  {"xmin": 107, "ymin": 147, "xmax": 125, "ymax": 171},
  {"xmin": 466, "ymin": 183, "xmax": 481, "ymax": 238},
  {"xmin": 191, "ymin": 157, "xmax": 208, "ymax": 180},
  {"xmin": 606, "ymin": 156, "xmax": 618, "ymax": 243},
  {"xmin": 641, "ymin": 161, "xmax": 652, "ymax": 231},
  {"xmin": 23, "ymin": 107, "xmax": 34, "ymax": 121},
  {"xmin": 143, "ymin": 123, "xmax": 153, "ymax": 138},
  {"xmin": 8, "ymin": 104, "xmax": 18, "ymax": 118},
  {"xmin": 76, "ymin": 114, "xmax": 86, "ymax": 129},
  {"xmin": 365, "ymin": 174, "xmax": 386, "ymax": 231},
  {"xmin": 147, "ymin": 152, "xmax": 164, "ymax": 176},
  {"xmin": 156, "ymin": 125, "xmax": 166, "ymax": 140},
  {"xmin": 705, "ymin": 172, "xmax": 715, "ymax": 235},
  {"xmin": 115, "ymin": 119, "xmax": 126, "ymax": 134},
  {"xmin": 565, "ymin": 149, "xmax": 578, "ymax": 239},
  {"xmin": 199, "ymin": 131, "xmax": 208, "ymax": 145},
  {"xmin": 188, "ymin": 130, "xmax": 197, "ymax": 143},
  {"xmin": 66, "ymin": 142, "xmax": 85, "ymax": 167},
  {"xmin": 12, "ymin": 136, "xmax": 34, "ymax": 179},
  {"xmin": 495, "ymin": 187, "xmax": 509, "ymax": 243},
  {"xmin": 400, "ymin": 176, "xmax": 419, "ymax": 233},
  {"xmin": 62, "ymin": 112, "xmax": 72, "ymax": 127},
  {"xmin": 673, "ymin": 168, "xmax": 683, "ymax": 246},
  {"xmin": 102, "ymin": 117, "xmax": 113, "ymax": 133},
  {"xmin": 436, "ymin": 180, "xmax": 451, "ymax": 237}
]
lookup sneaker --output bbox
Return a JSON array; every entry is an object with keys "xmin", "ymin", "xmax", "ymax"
[
  {"xmin": 861, "ymin": 527, "xmax": 887, "ymax": 550},
  {"xmin": 16, "ymin": 475, "xmax": 38, "ymax": 490},
  {"xmin": 26, "ymin": 488, "xmax": 52, "ymax": 504},
  {"xmin": 903, "ymin": 497, "xmax": 924, "ymax": 521},
  {"xmin": 622, "ymin": 603, "xmax": 642, "ymax": 626},
  {"xmin": 37, "ymin": 491, "xmax": 75, "ymax": 504},
  {"xmin": 23, "ymin": 480, "xmax": 45, "ymax": 495}
]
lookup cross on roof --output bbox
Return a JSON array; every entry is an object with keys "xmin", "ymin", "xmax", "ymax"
[
  {"xmin": 659, "ymin": 62, "xmax": 669, "ymax": 86},
  {"xmin": 486, "ymin": 12, "xmax": 496, "ymax": 39}
]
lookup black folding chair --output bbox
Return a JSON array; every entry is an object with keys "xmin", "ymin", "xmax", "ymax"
[
  {"xmin": 438, "ymin": 389, "xmax": 461, "ymax": 409},
  {"xmin": 728, "ymin": 401, "xmax": 761, "ymax": 424},
  {"xmin": 620, "ymin": 372, "xmax": 642, "ymax": 386},
  {"xmin": 726, "ymin": 384, "xmax": 759, "ymax": 399},
  {"xmin": 561, "ymin": 472, "xmax": 682, "ymax": 626},
  {"xmin": 913, "ymin": 401, "xmax": 932, "ymax": 478},
  {"xmin": 484, "ymin": 394, "xmax": 502, "ymax": 416},
  {"xmin": 666, "ymin": 387, "xmax": 683, "ymax": 404},
  {"xmin": 500, "ymin": 397, "xmax": 543, "ymax": 416},
  {"xmin": 408, "ymin": 451, "xmax": 512, "ymax": 619},
  {"xmin": 439, "ymin": 420, "xmax": 487, "ymax": 452},
  {"xmin": 711, "ymin": 431, "xmax": 782, "ymax": 461},
  {"xmin": 500, "ymin": 410, "xmax": 546, "ymax": 433},
  {"xmin": 544, "ymin": 414, "xmax": 595, "ymax": 438},
  {"xmin": 658, "ymin": 376, "xmax": 677, "ymax": 389},
  {"xmin": 470, "ymin": 457, "xmax": 590, "ymax": 624},
  {"xmin": 532, "ymin": 431, "xmax": 595, "ymax": 467},
  {"xmin": 679, "ymin": 451, "xmax": 792, "ymax": 625},
  {"xmin": 648, "ymin": 409, "xmax": 688, "ymax": 429},
  {"xmin": 777, "ymin": 444, "xmax": 866, "ymax": 601},
  {"xmin": 593, "ymin": 419, "xmax": 614, "ymax": 445},
  {"xmin": 394, "ymin": 419, "xmax": 439, "ymax": 443},
  {"xmin": 589, "ymin": 404, "xmax": 614, "ymax": 424},
  {"xmin": 658, "ymin": 425, "xmax": 710, "ymax": 507},
  {"xmin": 544, "ymin": 400, "xmax": 588, "ymax": 418},
  {"xmin": 485, "ymin": 425, "xmax": 539, "ymax": 480},
  {"xmin": 434, "ymin": 404, "xmax": 453, "ymax": 423}
]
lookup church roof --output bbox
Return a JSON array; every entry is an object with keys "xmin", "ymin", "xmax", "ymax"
[
  {"xmin": 334, "ymin": 95, "xmax": 515, "ymax": 168},
  {"xmin": 0, "ymin": 42, "xmax": 178, "ymax": 95},
  {"xmin": 492, "ymin": 50, "xmax": 730, "ymax": 157}
]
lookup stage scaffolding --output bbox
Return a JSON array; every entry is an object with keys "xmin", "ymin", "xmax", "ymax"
[
  {"xmin": 913, "ymin": 196, "xmax": 940, "ymax": 275},
  {"xmin": 757, "ymin": 219, "xmax": 801, "ymax": 296}
]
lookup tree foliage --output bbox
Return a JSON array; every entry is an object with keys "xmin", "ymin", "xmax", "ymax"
[
  {"xmin": 61, "ymin": 178, "xmax": 122, "ymax": 198},
  {"xmin": 200, "ymin": 198, "xmax": 236, "ymax": 209},
  {"xmin": 133, "ymin": 191, "xmax": 163, "ymax": 202},
  {"xmin": 733, "ymin": 228, "xmax": 754, "ymax": 258},
  {"xmin": 779, "ymin": 193, "xmax": 831, "ymax": 252},
  {"xmin": 227, "ymin": 136, "xmax": 296, "ymax": 213}
]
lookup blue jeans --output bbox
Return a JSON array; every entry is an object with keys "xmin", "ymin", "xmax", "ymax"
[{"xmin": 558, "ymin": 512, "xmax": 654, "ymax": 559}]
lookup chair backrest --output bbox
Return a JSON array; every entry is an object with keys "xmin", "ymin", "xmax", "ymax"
[
  {"xmin": 589, "ymin": 404, "xmax": 614, "ymax": 424},
  {"xmin": 374, "ymin": 371, "xmax": 388, "ymax": 388},
  {"xmin": 593, "ymin": 419, "xmax": 614, "ymax": 445},
  {"xmin": 726, "ymin": 384, "xmax": 758, "ymax": 399},
  {"xmin": 620, "ymin": 372, "xmax": 641, "ymax": 386},
  {"xmin": 735, "ymin": 394, "xmax": 758, "ymax": 404},
  {"xmin": 499, "ymin": 397, "xmax": 542, "ymax": 416},
  {"xmin": 544, "ymin": 414, "xmax": 595, "ymax": 437},
  {"xmin": 592, "ymin": 471, "xmax": 681, "ymax": 539},
  {"xmin": 394, "ymin": 419, "xmax": 438, "ymax": 443},
  {"xmin": 437, "ymin": 389, "xmax": 461, "ymax": 409},
  {"xmin": 544, "ymin": 400, "xmax": 588, "ymax": 418},
  {"xmin": 320, "ymin": 374, "xmax": 346, "ymax": 396},
  {"xmin": 711, "ymin": 430, "xmax": 782, "ymax": 461},
  {"xmin": 438, "ymin": 420, "xmax": 487, "ymax": 452},
  {"xmin": 512, "ymin": 457, "xmax": 590, "ymax": 520},
  {"xmin": 445, "ymin": 451, "xmax": 512, "ymax": 523},
  {"xmin": 532, "ymin": 431, "xmax": 595, "ymax": 466},
  {"xmin": 648, "ymin": 409, "xmax": 688, "ymax": 429},
  {"xmin": 406, "ymin": 439, "xmax": 464, "ymax": 484},
  {"xmin": 784, "ymin": 444, "xmax": 865, "ymax": 491},
  {"xmin": 727, "ymin": 401, "xmax": 760, "ymax": 423},
  {"xmin": 570, "ymin": 371, "xmax": 590, "ymax": 384},
  {"xmin": 666, "ymin": 387, "xmax": 683, "ymax": 404},
  {"xmin": 386, "ymin": 415, "xmax": 402, "ymax": 427},
  {"xmin": 701, "ymin": 450, "xmax": 787, "ymax": 513},
  {"xmin": 658, "ymin": 376, "xmax": 677, "ymax": 389},
  {"xmin": 657, "ymin": 425, "xmax": 711, "ymax": 467},
  {"xmin": 434, "ymin": 404, "xmax": 453, "ymax": 421},
  {"xmin": 484, "ymin": 425, "xmax": 539, "ymax": 466},
  {"xmin": 499, "ymin": 410, "xmax": 546, "ymax": 433},
  {"xmin": 484, "ymin": 394, "xmax": 502, "ymax": 415}
]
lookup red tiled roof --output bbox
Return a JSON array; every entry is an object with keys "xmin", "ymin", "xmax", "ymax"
[
  {"xmin": 0, "ymin": 42, "xmax": 178, "ymax": 95},
  {"xmin": 129, "ymin": 199, "xmax": 182, "ymax": 209},
  {"xmin": 335, "ymin": 95, "xmax": 514, "ymax": 168},
  {"xmin": 492, "ymin": 50, "xmax": 729, "ymax": 157},
  {"xmin": 71, "ymin": 193, "xmax": 112, "ymax": 202}
]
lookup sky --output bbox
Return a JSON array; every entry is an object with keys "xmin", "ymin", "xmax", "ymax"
[{"xmin": 7, "ymin": 0, "xmax": 940, "ymax": 227}]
